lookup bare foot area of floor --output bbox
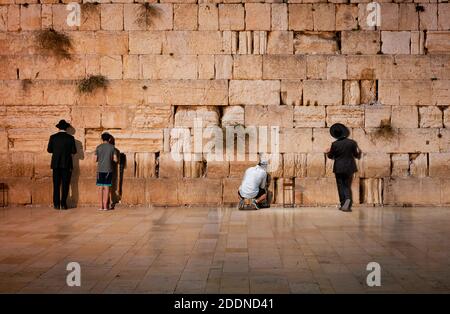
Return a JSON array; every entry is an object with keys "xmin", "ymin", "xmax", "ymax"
[{"xmin": 0, "ymin": 205, "xmax": 449, "ymax": 294}]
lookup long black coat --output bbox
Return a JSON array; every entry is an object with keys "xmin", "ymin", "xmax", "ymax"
[
  {"xmin": 327, "ymin": 138, "xmax": 361, "ymax": 174},
  {"xmin": 47, "ymin": 132, "xmax": 77, "ymax": 169}
]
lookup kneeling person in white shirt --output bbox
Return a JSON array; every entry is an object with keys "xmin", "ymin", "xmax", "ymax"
[{"xmin": 238, "ymin": 161, "xmax": 268, "ymax": 209}]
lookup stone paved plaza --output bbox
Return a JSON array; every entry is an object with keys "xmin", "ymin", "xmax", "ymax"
[{"xmin": 0, "ymin": 205, "xmax": 449, "ymax": 294}]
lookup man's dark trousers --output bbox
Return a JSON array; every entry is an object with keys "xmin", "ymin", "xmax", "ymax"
[
  {"xmin": 335, "ymin": 173, "xmax": 353, "ymax": 208},
  {"xmin": 53, "ymin": 168, "xmax": 71, "ymax": 208}
]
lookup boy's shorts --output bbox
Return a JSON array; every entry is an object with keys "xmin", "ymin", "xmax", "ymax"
[{"xmin": 96, "ymin": 172, "xmax": 112, "ymax": 186}]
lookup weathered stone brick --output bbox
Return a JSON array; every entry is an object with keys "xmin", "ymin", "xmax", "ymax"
[
  {"xmin": 174, "ymin": 106, "xmax": 220, "ymax": 128},
  {"xmin": 0, "ymin": 6, "xmax": 6, "ymax": 31},
  {"xmin": 271, "ymin": 3, "xmax": 288, "ymax": 31},
  {"xmin": 86, "ymin": 129, "xmax": 163, "ymax": 153},
  {"xmin": 229, "ymin": 160, "xmax": 257, "ymax": 178},
  {"xmin": 391, "ymin": 154, "xmax": 409, "ymax": 177},
  {"xmin": 96, "ymin": 31, "xmax": 128, "ymax": 55},
  {"xmin": 364, "ymin": 106, "xmax": 391, "ymax": 128},
  {"xmin": 313, "ymin": 4, "xmax": 335, "ymax": 31},
  {"xmin": 306, "ymin": 153, "xmax": 325, "ymax": 177},
  {"xmin": 8, "ymin": 128, "xmax": 52, "ymax": 152},
  {"xmin": 34, "ymin": 153, "xmax": 52, "ymax": 178},
  {"xmin": 141, "ymin": 55, "xmax": 197, "ymax": 80},
  {"xmin": 158, "ymin": 152, "xmax": 183, "ymax": 179},
  {"xmin": 384, "ymin": 178, "xmax": 440, "ymax": 205},
  {"xmin": 303, "ymin": 80, "xmax": 342, "ymax": 106},
  {"xmin": 360, "ymin": 178, "xmax": 383, "ymax": 205},
  {"xmin": 360, "ymin": 80, "xmax": 376, "ymax": 105},
  {"xmin": 327, "ymin": 56, "xmax": 347, "ymax": 80},
  {"xmin": 131, "ymin": 104, "xmax": 173, "ymax": 129},
  {"xmin": 101, "ymin": 4, "xmax": 124, "ymax": 31},
  {"xmin": 294, "ymin": 106, "xmax": 326, "ymax": 128},
  {"xmin": 426, "ymin": 31, "xmax": 450, "ymax": 54},
  {"xmin": 281, "ymin": 80, "xmax": 302, "ymax": 107},
  {"xmin": 283, "ymin": 153, "xmax": 307, "ymax": 178},
  {"xmin": 129, "ymin": 31, "xmax": 163, "ymax": 54},
  {"xmin": 100, "ymin": 55, "xmax": 122, "ymax": 80},
  {"xmin": 223, "ymin": 178, "xmax": 241, "ymax": 204},
  {"xmin": 206, "ymin": 161, "xmax": 229, "ymax": 179},
  {"xmin": 7, "ymin": 5, "xmax": 20, "ymax": 31},
  {"xmin": 397, "ymin": 128, "xmax": 440, "ymax": 153},
  {"xmin": 263, "ymin": 55, "xmax": 305, "ymax": 80},
  {"xmin": 219, "ymin": 4, "xmax": 244, "ymax": 30},
  {"xmin": 124, "ymin": 3, "xmax": 173, "ymax": 31},
  {"xmin": 174, "ymin": 4, "xmax": 197, "ymax": 31},
  {"xmin": 245, "ymin": 3, "xmax": 271, "ymax": 31},
  {"xmin": 429, "ymin": 153, "xmax": 450, "ymax": 178},
  {"xmin": 409, "ymin": 153, "xmax": 428, "ymax": 177},
  {"xmin": 438, "ymin": 4, "xmax": 450, "ymax": 31},
  {"xmin": 359, "ymin": 153, "xmax": 390, "ymax": 178},
  {"xmin": 392, "ymin": 56, "xmax": 431, "ymax": 80},
  {"xmin": 215, "ymin": 55, "xmax": 233, "ymax": 79},
  {"xmin": 71, "ymin": 107, "xmax": 101, "ymax": 129},
  {"xmin": 391, "ymin": 106, "xmax": 418, "ymax": 128},
  {"xmin": 266, "ymin": 31, "xmax": 294, "ymax": 54},
  {"xmin": 199, "ymin": 3, "xmax": 219, "ymax": 31},
  {"xmin": 288, "ymin": 4, "xmax": 313, "ymax": 31},
  {"xmin": 294, "ymin": 31, "xmax": 338, "ymax": 55},
  {"xmin": 279, "ymin": 128, "xmax": 313, "ymax": 153},
  {"xmin": 341, "ymin": 31, "xmax": 380, "ymax": 55},
  {"xmin": 229, "ymin": 80, "xmax": 280, "ymax": 106},
  {"xmin": 245, "ymin": 105, "xmax": 294, "ymax": 128},
  {"xmin": 351, "ymin": 128, "xmax": 399, "ymax": 154},
  {"xmin": 233, "ymin": 55, "xmax": 262, "ymax": 80},
  {"xmin": 344, "ymin": 80, "xmax": 360, "ymax": 105},
  {"xmin": 198, "ymin": 55, "xmax": 215, "ymax": 80},
  {"xmin": 399, "ymin": 4, "xmax": 418, "ymax": 31},
  {"xmin": 221, "ymin": 106, "xmax": 244, "ymax": 128},
  {"xmin": 295, "ymin": 177, "xmax": 359, "ymax": 206},
  {"xmin": 411, "ymin": 31, "xmax": 425, "ymax": 55},
  {"xmin": 419, "ymin": 4, "xmax": 438, "ymax": 31},
  {"xmin": 335, "ymin": 4, "xmax": 358, "ymax": 31},
  {"xmin": 165, "ymin": 31, "xmax": 231, "ymax": 55},
  {"xmin": 305, "ymin": 55, "xmax": 327, "ymax": 80},
  {"xmin": 123, "ymin": 55, "xmax": 139, "ymax": 79},
  {"xmin": 3, "ymin": 178, "xmax": 32, "ymax": 204},
  {"xmin": 326, "ymin": 106, "xmax": 364, "ymax": 128},
  {"xmin": 20, "ymin": 4, "xmax": 41, "ymax": 30},
  {"xmin": 5, "ymin": 106, "xmax": 71, "ymax": 129},
  {"xmin": 381, "ymin": 31, "xmax": 411, "ymax": 54},
  {"xmin": 419, "ymin": 106, "xmax": 443, "ymax": 128},
  {"xmin": 380, "ymin": 3, "xmax": 399, "ymax": 31},
  {"xmin": 378, "ymin": 80, "xmax": 432, "ymax": 106}
]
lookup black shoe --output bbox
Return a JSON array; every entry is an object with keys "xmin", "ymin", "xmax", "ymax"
[
  {"xmin": 54, "ymin": 205, "xmax": 60, "ymax": 210},
  {"xmin": 340, "ymin": 199, "xmax": 351, "ymax": 211},
  {"xmin": 61, "ymin": 204, "xmax": 68, "ymax": 210}
]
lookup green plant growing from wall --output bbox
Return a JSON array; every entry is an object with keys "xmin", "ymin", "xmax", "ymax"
[
  {"xmin": 36, "ymin": 28, "xmax": 73, "ymax": 60},
  {"xmin": 78, "ymin": 75, "xmax": 109, "ymax": 94},
  {"xmin": 136, "ymin": 3, "xmax": 161, "ymax": 28}
]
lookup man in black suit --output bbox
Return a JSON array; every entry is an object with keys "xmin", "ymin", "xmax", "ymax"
[
  {"xmin": 47, "ymin": 120, "xmax": 77, "ymax": 210},
  {"xmin": 326, "ymin": 123, "xmax": 361, "ymax": 212}
]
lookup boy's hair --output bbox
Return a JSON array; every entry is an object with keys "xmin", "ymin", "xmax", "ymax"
[{"xmin": 101, "ymin": 132, "xmax": 112, "ymax": 142}]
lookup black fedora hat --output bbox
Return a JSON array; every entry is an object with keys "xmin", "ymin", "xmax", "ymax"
[
  {"xmin": 55, "ymin": 119, "xmax": 71, "ymax": 130},
  {"xmin": 330, "ymin": 123, "xmax": 350, "ymax": 139}
]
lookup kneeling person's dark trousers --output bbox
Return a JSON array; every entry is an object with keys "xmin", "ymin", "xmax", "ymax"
[
  {"xmin": 53, "ymin": 168, "xmax": 72, "ymax": 208},
  {"xmin": 335, "ymin": 173, "xmax": 353, "ymax": 208}
]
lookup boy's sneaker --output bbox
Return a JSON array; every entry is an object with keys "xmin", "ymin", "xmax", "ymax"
[{"xmin": 252, "ymin": 199, "xmax": 260, "ymax": 210}]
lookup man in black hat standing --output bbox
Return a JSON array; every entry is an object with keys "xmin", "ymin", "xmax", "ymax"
[
  {"xmin": 326, "ymin": 123, "xmax": 361, "ymax": 212},
  {"xmin": 47, "ymin": 120, "xmax": 77, "ymax": 210}
]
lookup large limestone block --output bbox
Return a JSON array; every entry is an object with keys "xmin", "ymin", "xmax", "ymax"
[
  {"xmin": 85, "ymin": 129, "xmax": 163, "ymax": 153},
  {"xmin": 326, "ymin": 106, "xmax": 364, "ymax": 128},
  {"xmin": 272, "ymin": 3, "xmax": 288, "ymax": 31},
  {"xmin": 3, "ymin": 178, "xmax": 32, "ymax": 205},
  {"xmin": 396, "ymin": 128, "xmax": 440, "ymax": 153},
  {"xmin": 120, "ymin": 178, "xmax": 146, "ymax": 205},
  {"xmin": 311, "ymin": 128, "xmax": 335, "ymax": 154},
  {"xmin": 129, "ymin": 31, "xmax": 163, "ymax": 54},
  {"xmin": 229, "ymin": 80, "xmax": 280, "ymax": 106},
  {"xmin": 77, "ymin": 152, "xmax": 97, "ymax": 178},
  {"xmin": 158, "ymin": 152, "xmax": 183, "ymax": 179},
  {"xmin": 303, "ymin": 80, "xmax": 342, "ymax": 106},
  {"xmin": 327, "ymin": 56, "xmax": 347, "ymax": 80},
  {"xmin": 8, "ymin": 128, "xmax": 52, "ymax": 152},
  {"xmin": 245, "ymin": 105, "xmax": 294, "ymax": 128},
  {"xmin": 5, "ymin": 106, "xmax": 70, "ymax": 129},
  {"xmin": 391, "ymin": 106, "xmax": 418, "ymax": 128},
  {"xmin": 351, "ymin": 128, "xmax": 399, "ymax": 154},
  {"xmin": 164, "ymin": 31, "xmax": 231, "ymax": 55},
  {"xmin": 0, "ymin": 129, "xmax": 7, "ymax": 154},
  {"xmin": 359, "ymin": 153, "xmax": 390, "ymax": 178},
  {"xmin": 392, "ymin": 56, "xmax": 432, "ymax": 80},
  {"xmin": 221, "ymin": 106, "xmax": 244, "ymax": 127},
  {"xmin": 293, "ymin": 106, "xmax": 325, "ymax": 128},
  {"xmin": 223, "ymin": 178, "xmax": 241, "ymax": 205},
  {"xmin": 198, "ymin": 55, "xmax": 215, "ymax": 80},
  {"xmin": 31, "ymin": 178, "xmax": 53, "ymax": 205},
  {"xmin": 124, "ymin": 3, "xmax": 173, "ymax": 31},
  {"xmin": 440, "ymin": 179, "xmax": 450, "ymax": 205},
  {"xmin": 281, "ymin": 80, "xmax": 302, "ymax": 106},
  {"xmin": 378, "ymin": 80, "xmax": 432, "ymax": 106},
  {"xmin": 335, "ymin": 4, "xmax": 358, "ymax": 31},
  {"xmin": 141, "ymin": 55, "xmax": 197, "ymax": 80},
  {"xmin": 279, "ymin": 128, "xmax": 313, "ymax": 153},
  {"xmin": 381, "ymin": 32, "xmax": 411, "ymax": 55},
  {"xmin": 295, "ymin": 177, "xmax": 359, "ymax": 206},
  {"xmin": 306, "ymin": 55, "xmax": 327, "ymax": 80},
  {"xmin": 75, "ymin": 177, "xmax": 100, "ymax": 205},
  {"xmin": 266, "ymin": 31, "xmax": 294, "ymax": 55},
  {"xmin": 18, "ymin": 55, "xmax": 85, "ymax": 80},
  {"xmin": 288, "ymin": 4, "xmax": 313, "ymax": 31},
  {"xmin": 71, "ymin": 107, "xmax": 101, "ymax": 129},
  {"xmin": 233, "ymin": 55, "xmax": 262, "ymax": 80},
  {"xmin": 147, "ymin": 178, "xmax": 178, "ymax": 206},
  {"xmin": 215, "ymin": 55, "xmax": 233, "ymax": 79},
  {"xmin": 344, "ymin": 80, "xmax": 360, "ymax": 105},
  {"xmin": 419, "ymin": 4, "xmax": 438, "ymax": 31},
  {"xmin": 432, "ymin": 80, "xmax": 450, "ymax": 106},
  {"xmin": 174, "ymin": 4, "xmax": 198, "ymax": 31},
  {"xmin": 379, "ymin": 3, "xmax": 400, "ymax": 31},
  {"xmin": 229, "ymin": 160, "xmax": 257, "ymax": 178},
  {"xmin": 294, "ymin": 31, "xmax": 339, "ymax": 54},
  {"xmin": 431, "ymin": 55, "xmax": 450, "ymax": 80},
  {"xmin": 218, "ymin": 4, "xmax": 244, "ymax": 31},
  {"xmin": 283, "ymin": 153, "xmax": 307, "ymax": 178},
  {"xmin": 101, "ymin": 107, "xmax": 130, "ymax": 129},
  {"xmin": 419, "ymin": 106, "xmax": 443, "ymax": 128},
  {"xmin": 364, "ymin": 106, "xmax": 391, "ymax": 129},
  {"xmin": 184, "ymin": 159, "xmax": 206, "ymax": 178},
  {"xmin": 409, "ymin": 153, "xmax": 428, "ymax": 177},
  {"xmin": 206, "ymin": 161, "xmax": 229, "ymax": 179},
  {"xmin": 439, "ymin": 129, "xmax": 450, "ymax": 153},
  {"xmin": 438, "ymin": 4, "xmax": 450, "ymax": 30},
  {"xmin": 399, "ymin": 4, "xmax": 418, "ymax": 31},
  {"xmin": 245, "ymin": 3, "xmax": 271, "ymax": 31},
  {"xmin": 174, "ymin": 106, "xmax": 220, "ymax": 128},
  {"xmin": 199, "ymin": 3, "xmax": 218, "ymax": 31},
  {"xmin": 306, "ymin": 153, "xmax": 325, "ymax": 177},
  {"xmin": 360, "ymin": 178, "xmax": 383, "ymax": 205},
  {"xmin": 360, "ymin": 80, "xmax": 377, "ymax": 105},
  {"xmin": 178, "ymin": 178, "xmax": 222, "ymax": 205},
  {"xmin": 313, "ymin": 4, "xmax": 335, "ymax": 32},
  {"xmin": 135, "ymin": 153, "xmax": 156, "ymax": 179},
  {"xmin": 429, "ymin": 153, "xmax": 450, "ymax": 178},
  {"xmin": 131, "ymin": 104, "xmax": 173, "ymax": 129},
  {"xmin": 100, "ymin": 55, "xmax": 122, "ymax": 80},
  {"xmin": 20, "ymin": 4, "xmax": 41, "ymax": 31},
  {"xmin": 101, "ymin": 4, "xmax": 124, "ymax": 31},
  {"xmin": 391, "ymin": 153, "xmax": 410, "ymax": 177},
  {"xmin": 96, "ymin": 31, "xmax": 128, "ymax": 55},
  {"xmin": 263, "ymin": 55, "xmax": 306, "ymax": 80},
  {"xmin": 384, "ymin": 178, "xmax": 440, "ymax": 205},
  {"xmin": 341, "ymin": 31, "xmax": 381, "ymax": 55},
  {"xmin": 426, "ymin": 31, "xmax": 450, "ymax": 54}
]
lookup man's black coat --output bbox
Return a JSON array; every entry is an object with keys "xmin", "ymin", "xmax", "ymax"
[
  {"xmin": 327, "ymin": 138, "xmax": 361, "ymax": 174},
  {"xmin": 47, "ymin": 132, "xmax": 77, "ymax": 169}
]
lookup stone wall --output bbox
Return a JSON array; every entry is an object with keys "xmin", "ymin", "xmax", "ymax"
[{"xmin": 0, "ymin": 0, "xmax": 449, "ymax": 206}]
